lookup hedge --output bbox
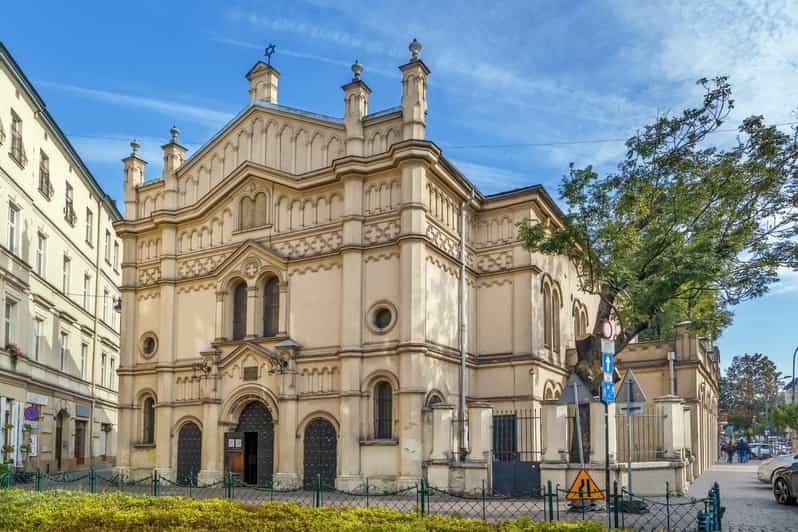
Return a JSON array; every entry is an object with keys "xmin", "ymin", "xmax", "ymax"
[{"xmin": 0, "ymin": 489, "xmax": 617, "ymax": 531}]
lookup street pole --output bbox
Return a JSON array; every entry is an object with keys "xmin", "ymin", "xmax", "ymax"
[
  {"xmin": 792, "ymin": 346, "xmax": 797, "ymax": 404},
  {"xmin": 574, "ymin": 381, "xmax": 584, "ymax": 467},
  {"xmin": 626, "ymin": 377, "xmax": 632, "ymax": 499},
  {"xmin": 604, "ymin": 399, "xmax": 610, "ymax": 528}
]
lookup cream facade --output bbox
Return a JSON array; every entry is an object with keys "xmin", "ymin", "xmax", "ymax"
[
  {"xmin": 0, "ymin": 43, "xmax": 121, "ymax": 472},
  {"xmin": 115, "ymin": 42, "xmax": 601, "ymax": 491}
]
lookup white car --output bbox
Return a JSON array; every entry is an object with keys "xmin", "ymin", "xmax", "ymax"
[
  {"xmin": 758, "ymin": 453, "xmax": 798, "ymax": 484},
  {"xmin": 750, "ymin": 443, "xmax": 772, "ymax": 459}
]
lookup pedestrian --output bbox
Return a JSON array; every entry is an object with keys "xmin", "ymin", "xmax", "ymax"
[
  {"xmin": 741, "ymin": 439, "xmax": 750, "ymax": 462},
  {"xmin": 735, "ymin": 438, "xmax": 747, "ymax": 463},
  {"xmin": 724, "ymin": 440, "xmax": 734, "ymax": 463}
]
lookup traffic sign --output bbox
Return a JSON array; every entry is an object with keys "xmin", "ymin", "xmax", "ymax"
[
  {"xmin": 600, "ymin": 320, "xmax": 614, "ymax": 340},
  {"xmin": 558, "ymin": 373, "xmax": 591, "ymax": 405},
  {"xmin": 565, "ymin": 469, "xmax": 604, "ymax": 501},
  {"xmin": 616, "ymin": 369, "xmax": 647, "ymax": 403},
  {"xmin": 601, "ymin": 352, "xmax": 614, "ymax": 374},
  {"xmin": 601, "ymin": 381, "xmax": 615, "ymax": 401}
]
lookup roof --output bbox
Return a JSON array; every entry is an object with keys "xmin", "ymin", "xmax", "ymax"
[{"xmin": 0, "ymin": 41, "xmax": 122, "ymax": 220}]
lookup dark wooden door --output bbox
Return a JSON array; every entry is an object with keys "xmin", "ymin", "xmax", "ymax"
[
  {"xmin": 177, "ymin": 422, "xmax": 202, "ymax": 485},
  {"xmin": 74, "ymin": 420, "xmax": 86, "ymax": 466},
  {"xmin": 224, "ymin": 431, "xmax": 244, "ymax": 480},
  {"xmin": 235, "ymin": 402, "xmax": 274, "ymax": 486},
  {"xmin": 303, "ymin": 418, "xmax": 337, "ymax": 489},
  {"xmin": 55, "ymin": 412, "xmax": 64, "ymax": 470}
]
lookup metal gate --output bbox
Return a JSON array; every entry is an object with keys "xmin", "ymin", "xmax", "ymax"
[
  {"xmin": 492, "ymin": 409, "xmax": 541, "ymax": 496},
  {"xmin": 177, "ymin": 422, "xmax": 202, "ymax": 484},
  {"xmin": 235, "ymin": 401, "xmax": 274, "ymax": 486},
  {"xmin": 303, "ymin": 418, "xmax": 337, "ymax": 489}
]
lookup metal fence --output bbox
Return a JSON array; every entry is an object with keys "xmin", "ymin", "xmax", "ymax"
[
  {"xmin": 0, "ymin": 468, "xmax": 724, "ymax": 530},
  {"xmin": 616, "ymin": 405, "xmax": 664, "ymax": 462}
]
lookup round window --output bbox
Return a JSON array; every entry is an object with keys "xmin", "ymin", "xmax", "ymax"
[
  {"xmin": 139, "ymin": 333, "xmax": 159, "ymax": 358},
  {"xmin": 143, "ymin": 337, "xmax": 156, "ymax": 354},
  {"xmin": 374, "ymin": 308, "xmax": 392, "ymax": 330}
]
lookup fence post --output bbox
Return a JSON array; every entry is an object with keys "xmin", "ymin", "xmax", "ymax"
[
  {"xmin": 481, "ymin": 479, "xmax": 486, "ymax": 521},
  {"xmin": 314, "ymin": 473, "xmax": 321, "ymax": 508},
  {"xmin": 35, "ymin": 468, "xmax": 41, "ymax": 491},
  {"xmin": 546, "ymin": 480, "xmax": 554, "ymax": 522},
  {"xmin": 225, "ymin": 472, "xmax": 233, "ymax": 499},
  {"xmin": 365, "ymin": 478, "xmax": 369, "ymax": 507},
  {"xmin": 712, "ymin": 481, "xmax": 722, "ymax": 531},
  {"xmin": 665, "ymin": 480, "xmax": 670, "ymax": 531},
  {"xmin": 612, "ymin": 480, "xmax": 619, "ymax": 529},
  {"xmin": 90, "ymin": 466, "xmax": 96, "ymax": 493}
]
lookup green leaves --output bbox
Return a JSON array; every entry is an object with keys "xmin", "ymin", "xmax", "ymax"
[{"xmin": 521, "ymin": 77, "xmax": 798, "ymax": 349}]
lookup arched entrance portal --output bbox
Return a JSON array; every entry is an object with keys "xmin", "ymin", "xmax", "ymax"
[
  {"xmin": 303, "ymin": 418, "xmax": 336, "ymax": 489},
  {"xmin": 225, "ymin": 402, "xmax": 274, "ymax": 485},
  {"xmin": 176, "ymin": 422, "xmax": 202, "ymax": 485}
]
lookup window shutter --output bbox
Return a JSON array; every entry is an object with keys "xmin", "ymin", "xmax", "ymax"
[
  {"xmin": 11, "ymin": 401, "xmax": 20, "ymax": 465},
  {"xmin": 0, "ymin": 397, "xmax": 6, "ymax": 449}
]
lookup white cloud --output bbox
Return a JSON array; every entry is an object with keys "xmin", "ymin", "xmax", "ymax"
[
  {"xmin": 209, "ymin": 35, "xmax": 395, "ymax": 77},
  {"xmin": 37, "ymin": 81, "xmax": 234, "ymax": 128},
  {"xmin": 448, "ymin": 159, "xmax": 533, "ymax": 194}
]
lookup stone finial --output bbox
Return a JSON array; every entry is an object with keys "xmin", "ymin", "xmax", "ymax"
[
  {"xmin": 170, "ymin": 125, "xmax": 180, "ymax": 143},
  {"xmin": 130, "ymin": 139, "xmax": 140, "ymax": 156},
  {"xmin": 351, "ymin": 60, "xmax": 363, "ymax": 81},
  {"xmin": 409, "ymin": 38, "xmax": 422, "ymax": 61}
]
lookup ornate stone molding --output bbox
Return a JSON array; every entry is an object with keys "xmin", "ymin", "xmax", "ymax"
[
  {"xmin": 477, "ymin": 250, "xmax": 513, "ymax": 273},
  {"xmin": 363, "ymin": 219, "xmax": 400, "ymax": 245},
  {"xmin": 177, "ymin": 252, "xmax": 232, "ymax": 279},
  {"xmin": 270, "ymin": 230, "xmax": 343, "ymax": 259},
  {"xmin": 138, "ymin": 266, "xmax": 161, "ymax": 286}
]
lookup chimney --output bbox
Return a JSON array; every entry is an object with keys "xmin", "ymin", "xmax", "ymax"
[
  {"xmin": 162, "ymin": 125, "xmax": 187, "ymax": 209},
  {"xmin": 399, "ymin": 39, "xmax": 430, "ymax": 140},
  {"xmin": 246, "ymin": 60, "xmax": 280, "ymax": 104},
  {"xmin": 342, "ymin": 60, "xmax": 371, "ymax": 156},
  {"xmin": 122, "ymin": 140, "xmax": 147, "ymax": 219}
]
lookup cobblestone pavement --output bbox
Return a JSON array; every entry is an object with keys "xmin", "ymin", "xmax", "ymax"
[{"xmin": 690, "ymin": 462, "xmax": 797, "ymax": 531}]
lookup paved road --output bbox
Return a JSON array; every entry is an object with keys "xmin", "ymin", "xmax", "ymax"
[{"xmin": 690, "ymin": 463, "xmax": 797, "ymax": 531}]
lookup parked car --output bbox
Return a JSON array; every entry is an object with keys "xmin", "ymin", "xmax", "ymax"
[
  {"xmin": 773, "ymin": 461, "xmax": 798, "ymax": 505},
  {"xmin": 758, "ymin": 453, "xmax": 798, "ymax": 484},
  {"xmin": 750, "ymin": 443, "xmax": 772, "ymax": 459}
]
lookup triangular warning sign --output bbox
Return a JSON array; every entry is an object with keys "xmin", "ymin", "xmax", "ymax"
[{"xmin": 565, "ymin": 469, "xmax": 604, "ymax": 501}]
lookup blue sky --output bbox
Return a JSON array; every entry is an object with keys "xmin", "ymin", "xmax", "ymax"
[{"xmin": 3, "ymin": 1, "xmax": 797, "ymax": 376}]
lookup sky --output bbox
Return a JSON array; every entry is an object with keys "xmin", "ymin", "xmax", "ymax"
[{"xmin": 3, "ymin": 0, "xmax": 797, "ymax": 377}]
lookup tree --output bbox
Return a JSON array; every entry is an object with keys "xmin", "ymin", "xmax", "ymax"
[
  {"xmin": 520, "ymin": 77, "xmax": 798, "ymax": 392},
  {"xmin": 769, "ymin": 403, "xmax": 798, "ymax": 432},
  {"xmin": 719, "ymin": 353, "xmax": 782, "ymax": 430}
]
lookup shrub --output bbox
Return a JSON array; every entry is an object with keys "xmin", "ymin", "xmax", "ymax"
[{"xmin": 0, "ymin": 489, "xmax": 616, "ymax": 531}]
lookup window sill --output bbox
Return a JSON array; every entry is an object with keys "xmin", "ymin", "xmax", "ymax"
[
  {"xmin": 133, "ymin": 443, "xmax": 155, "ymax": 449},
  {"xmin": 360, "ymin": 439, "xmax": 398, "ymax": 446}
]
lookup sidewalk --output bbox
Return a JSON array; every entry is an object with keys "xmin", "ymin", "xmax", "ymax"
[{"xmin": 691, "ymin": 463, "xmax": 797, "ymax": 531}]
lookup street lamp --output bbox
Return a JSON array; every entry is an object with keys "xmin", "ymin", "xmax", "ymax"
[{"xmin": 792, "ymin": 346, "xmax": 798, "ymax": 404}]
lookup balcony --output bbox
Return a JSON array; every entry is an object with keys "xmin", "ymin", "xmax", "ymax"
[{"xmin": 64, "ymin": 203, "xmax": 77, "ymax": 226}]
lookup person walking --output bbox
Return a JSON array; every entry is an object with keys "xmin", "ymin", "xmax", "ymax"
[{"xmin": 724, "ymin": 440, "xmax": 735, "ymax": 463}]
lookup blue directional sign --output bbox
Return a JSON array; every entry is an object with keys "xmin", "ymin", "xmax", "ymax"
[
  {"xmin": 601, "ymin": 381, "xmax": 616, "ymax": 402},
  {"xmin": 601, "ymin": 352, "xmax": 614, "ymax": 374}
]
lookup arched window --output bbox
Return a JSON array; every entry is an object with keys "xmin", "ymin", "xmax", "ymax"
[
  {"xmin": 143, "ymin": 397, "xmax": 155, "ymax": 444},
  {"xmin": 240, "ymin": 197, "xmax": 255, "ymax": 230},
  {"xmin": 263, "ymin": 276, "xmax": 279, "ymax": 337},
  {"xmin": 374, "ymin": 381, "xmax": 393, "ymax": 439},
  {"xmin": 232, "ymin": 281, "xmax": 247, "ymax": 340},
  {"xmin": 573, "ymin": 301, "xmax": 590, "ymax": 339},
  {"xmin": 552, "ymin": 287, "xmax": 561, "ymax": 353},
  {"xmin": 543, "ymin": 283, "xmax": 552, "ymax": 349}
]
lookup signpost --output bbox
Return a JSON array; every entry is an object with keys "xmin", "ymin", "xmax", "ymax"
[
  {"xmin": 559, "ymin": 373, "xmax": 591, "ymax": 468},
  {"xmin": 599, "ymin": 328, "xmax": 615, "ymax": 526}
]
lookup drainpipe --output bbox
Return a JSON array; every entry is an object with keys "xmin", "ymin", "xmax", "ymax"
[
  {"xmin": 668, "ymin": 351, "xmax": 676, "ymax": 395},
  {"xmin": 458, "ymin": 190, "xmax": 474, "ymax": 460}
]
